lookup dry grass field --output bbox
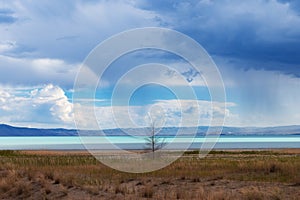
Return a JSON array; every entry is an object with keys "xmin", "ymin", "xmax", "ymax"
[{"xmin": 0, "ymin": 149, "xmax": 300, "ymax": 199}]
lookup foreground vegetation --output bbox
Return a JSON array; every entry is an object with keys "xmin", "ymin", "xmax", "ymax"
[{"xmin": 0, "ymin": 150, "xmax": 300, "ymax": 199}]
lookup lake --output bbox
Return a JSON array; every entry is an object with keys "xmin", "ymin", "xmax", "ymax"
[{"xmin": 0, "ymin": 135, "xmax": 300, "ymax": 150}]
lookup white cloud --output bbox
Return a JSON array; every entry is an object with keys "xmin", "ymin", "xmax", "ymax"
[
  {"xmin": 2, "ymin": 75, "xmax": 299, "ymax": 129},
  {"xmin": 0, "ymin": 84, "xmax": 74, "ymax": 128},
  {"xmin": 0, "ymin": 55, "xmax": 79, "ymax": 88},
  {"xmin": 74, "ymin": 99, "xmax": 235, "ymax": 130},
  {"xmin": 112, "ymin": 62, "xmax": 206, "ymax": 87},
  {"xmin": 217, "ymin": 61, "xmax": 300, "ymax": 127},
  {"xmin": 1, "ymin": 0, "xmax": 300, "ymax": 129},
  {"xmin": 0, "ymin": 1, "xmax": 161, "ymax": 89},
  {"xmin": 0, "ymin": 41, "xmax": 16, "ymax": 53},
  {"xmin": 0, "ymin": 0, "xmax": 160, "ymax": 62}
]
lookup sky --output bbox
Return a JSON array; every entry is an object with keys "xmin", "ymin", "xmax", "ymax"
[{"xmin": 0, "ymin": 0, "xmax": 300, "ymax": 129}]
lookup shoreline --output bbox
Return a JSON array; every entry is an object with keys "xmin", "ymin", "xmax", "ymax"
[{"xmin": 13, "ymin": 148, "xmax": 300, "ymax": 156}]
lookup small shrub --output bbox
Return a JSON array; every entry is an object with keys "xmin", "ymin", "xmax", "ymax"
[
  {"xmin": 0, "ymin": 150, "xmax": 19, "ymax": 157},
  {"xmin": 142, "ymin": 185, "xmax": 153, "ymax": 198},
  {"xmin": 192, "ymin": 177, "xmax": 201, "ymax": 182},
  {"xmin": 45, "ymin": 188, "xmax": 51, "ymax": 195},
  {"xmin": 269, "ymin": 164, "xmax": 277, "ymax": 173}
]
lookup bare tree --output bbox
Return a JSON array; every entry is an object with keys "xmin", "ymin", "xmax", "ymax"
[{"xmin": 144, "ymin": 114, "xmax": 165, "ymax": 157}]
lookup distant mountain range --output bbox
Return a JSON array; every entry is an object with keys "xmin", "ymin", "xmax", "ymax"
[{"xmin": 1, "ymin": 124, "xmax": 300, "ymax": 137}]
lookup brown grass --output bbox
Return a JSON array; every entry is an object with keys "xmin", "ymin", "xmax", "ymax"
[{"xmin": 0, "ymin": 150, "xmax": 300, "ymax": 199}]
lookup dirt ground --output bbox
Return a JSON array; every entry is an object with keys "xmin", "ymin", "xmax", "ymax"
[
  {"xmin": 1, "ymin": 172, "xmax": 299, "ymax": 200},
  {"xmin": 0, "ymin": 149, "xmax": 300, "ymax": 199}
]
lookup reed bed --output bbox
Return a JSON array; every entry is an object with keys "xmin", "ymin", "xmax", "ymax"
[{"xmin": 0, "ymin": 150, "xmax": 299, "ymax": 199}]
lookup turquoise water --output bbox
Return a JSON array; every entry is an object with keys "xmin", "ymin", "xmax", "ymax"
[{"xmin": 0, "ymin": 136, "xmax": 300, "ymax": 150}]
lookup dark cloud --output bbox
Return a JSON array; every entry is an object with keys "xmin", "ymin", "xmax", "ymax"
[
  {"xmin": 138, "ymin": 0, "xmax": 300, "ymax": 77},
  {"xmin": 56, "ymin": 35, "xmax": 80, "ymax": 41},
  {"xmin": 0, "ymin": 8, "xmax": 17, "ymax": 24},
  {"xmin": 2, "ymin": 1, "xmax": 300, "ymax": 77},
  {"xmin": 181, "ymin": 68, "xmax": 200, "ymax": 83},
  {"xmin": 278, "ymin": 0, "xmax": 300, "ymax": 13}
]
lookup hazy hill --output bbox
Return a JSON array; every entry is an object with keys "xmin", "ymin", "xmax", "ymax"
[{"xmin": 0, "ymin": 124, "xmax": 300, "ymax": 136}]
